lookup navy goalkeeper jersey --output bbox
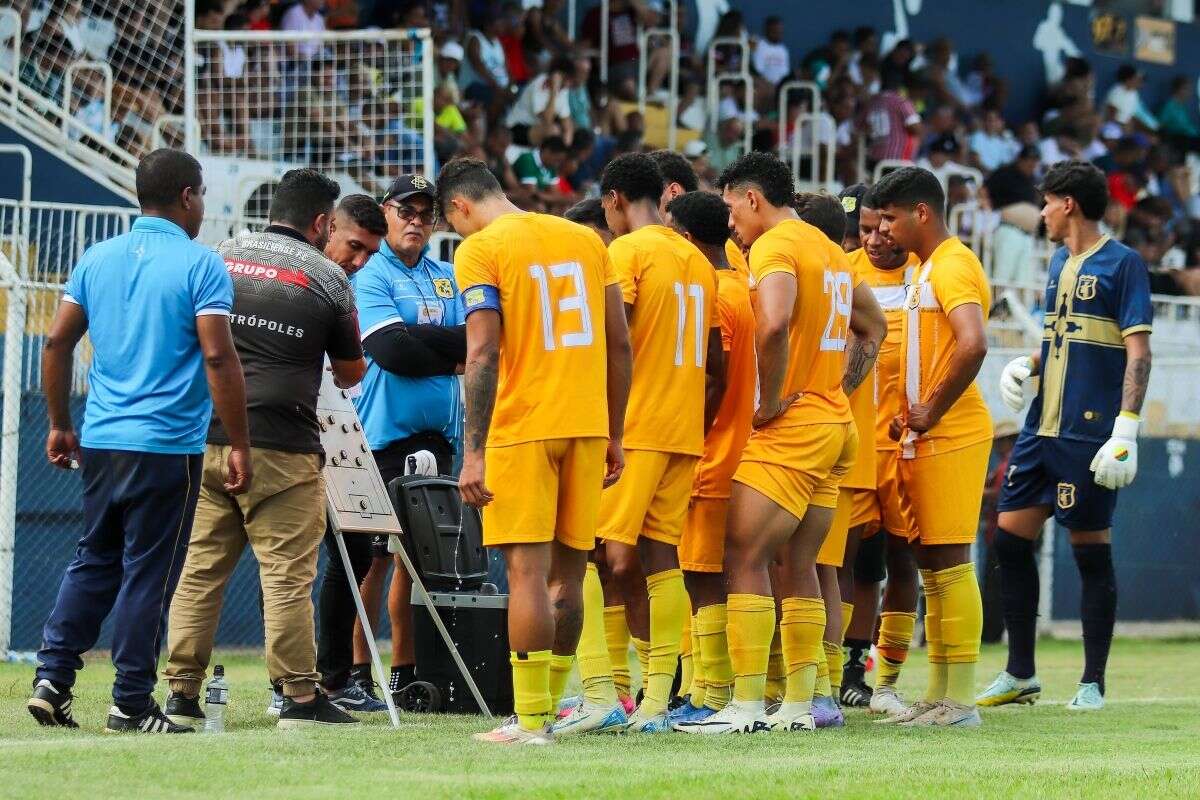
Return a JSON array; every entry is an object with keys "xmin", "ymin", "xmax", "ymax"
[{"xmin": 1024, "ymin": 235, "xmax": 1153, "ymax": 444}]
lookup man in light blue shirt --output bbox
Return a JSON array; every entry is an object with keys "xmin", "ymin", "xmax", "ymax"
[
  {"xmin": 317, "ymin": 174, "xmax": 466, "ymax": 706},
  {"xmin": 28, "ymin": 149, "xmax": 252, "ymax": 735}
]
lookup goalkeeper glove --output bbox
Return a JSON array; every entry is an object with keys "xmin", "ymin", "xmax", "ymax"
[
  {"xmin": 999, "ymin": 356, "xmax": 1034, "ymax": 413},
  {"xmin": 1090, "ymin": 412, "xmax": 1140, "ymax": 490}
]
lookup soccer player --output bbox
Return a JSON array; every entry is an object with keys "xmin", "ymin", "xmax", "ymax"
[
  {"xmin": 560, "ymin": 153, "xmax": 720, "ymax": 734},
  {"xmin": 650, "ymin": 148, "xmax": 701, "ymax": 213},
  {"xmin": 438, "ymin": 158, "xmax": 633, "ymax": 745},
  {"xmin": 979, "ymin": 160, "xmax": 1152, "ymax": 712},
  {"xmin": 658, "ymin": 191, "xmax": 756, "ymax": 730},
  {"xmin": 792, "ymin": 191, "xmax": 884, "ymax": 729},
  {"xmin": 872, "ymin": 166, "xmax": 992, "ymax": 728},
  {"xmin": 841, "ymin": 186, "xmax": 924, "ymax": 717},
  {"xmin": 685, "ymin": 153, "xmax": 884, "ymax": 735}
]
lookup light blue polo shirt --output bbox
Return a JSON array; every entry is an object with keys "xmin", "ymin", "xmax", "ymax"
[
  {"xmin": 64, "ymin": 216, "xmax": 234, "ymax": 454},
  {"xmin": 351, "ymin": 240, "xmax": 463, "ymax": 452}
]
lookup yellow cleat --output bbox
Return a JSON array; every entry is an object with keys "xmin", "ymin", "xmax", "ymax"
[{"xmin": 976, "ymin": 671, "xmax": 1041, "ymax": 707}]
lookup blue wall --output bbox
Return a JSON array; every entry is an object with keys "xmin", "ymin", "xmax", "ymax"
[{"xmin": 0, "ymin": 122, "xmax": 131, "ymax": 206}]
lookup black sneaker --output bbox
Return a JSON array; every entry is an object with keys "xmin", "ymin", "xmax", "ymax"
[
  {"xmin": 277, "ymin": 692, "xmax": 361, "ymax": 729},
  {"xmin": 27, "ymin": 679, "xmax": 80, "ymax": 728},
  {"xmin": 164, "ymin": 692, "xmax": 206, "ymax": 728},
  {"xmin": 105, "ymin": 701, "xmax": 195, "ymax": 734}
]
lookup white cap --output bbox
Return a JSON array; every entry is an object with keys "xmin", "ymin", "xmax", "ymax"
[
  {"xmin": 440, "ymin": 41, "xmax": 464, "ymax": 61},
  {"xmin": 682, "ymin": 139, "xmax": 707, "ymax": 158}
]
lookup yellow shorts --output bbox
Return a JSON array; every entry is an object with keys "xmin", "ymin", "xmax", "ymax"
[
  {"xmin": 898, "ymin": 439, "xmax": 991, "ymax": 546},
  {"xmin": 598, "ymin": 449, "xmax": 697, "ymax": 547},
  {"xmin": 482, "ymin": 437, "xmax": 606, "ymax": 551},
  {"xmin": 850, "ymin": 488, "xmax": 881, "ymax": 534},
  {"xmin": 816, "ymin": 488, "xmax": 854, "ymax": 568},
  {"xmin": 876, "ymin": 448, "xmax": 916, "ymax": 539},
  {"xmin": 733, "ymin": 422, "xmax": 857, "ymax": 522},
  {"xmin": 678, "ymin": 496, "xmax": 728, "ymax": 573}
]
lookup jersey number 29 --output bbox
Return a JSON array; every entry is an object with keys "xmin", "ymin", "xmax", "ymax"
[
  {"xmin": 530, "ymin": 262, "xmax": 593, "ymax": 350},
  {"xmin": 820, "ymin": 269, "xmax": 852, "ymax": 352}
]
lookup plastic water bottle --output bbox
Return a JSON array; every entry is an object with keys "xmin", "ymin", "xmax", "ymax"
[{"xmin": 204, "ymin": 665, "xmax": 229, "ymax": 733}]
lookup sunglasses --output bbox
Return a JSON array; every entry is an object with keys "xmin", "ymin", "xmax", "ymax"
[{"xmin": 386, "ymin": 203, "xmax": 437, "ymax": 225}]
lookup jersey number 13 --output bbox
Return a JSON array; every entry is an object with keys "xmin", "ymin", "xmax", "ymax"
[{"xmin": 530, "ymin": 262, "xmax": 594, "ymax": 350}]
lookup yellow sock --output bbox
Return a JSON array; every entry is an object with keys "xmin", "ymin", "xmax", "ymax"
[
  {"xmin": 696, "ymin": 603, "xmax": 731, "ymax": 711},
  {"xmin": 874, "ymin": 611, "xmax": 917, "ymax": 689},
  {"xmin": 549, "ymin": 654, "xmax": 574, "ymax": 710},
  {"xmin": 603, "ymin": 604, "xmax": 632, "ymax": 699},
  {"xmin": 830, "ymin": 601, "xmax": 853, "ymax": 698},
  {"xmin": 679, "ymin": 613, "xmax": 694, "ymax": 702},
  {"xmin": 780, "ymin": 597, "xmax": 825, "ymax": 705},
  {"xmin": 643, "ymin": 568, "xmax": 688, "ymax": 715},
  {"xmin": 935, "ymin": 562, "xmax": 983, "ymax": 706},
  {"xmin": 688, "ymin": 614, "xmax": 707, "ymax": 707},
  {"xmin": 765, "ymin": 628, "xmax": 785, "ymax": 703},
  {"xmin": 824, "ymin": 640, "xmax": 843, "ymax": 698},
  {"xmin": 727, "ymin": 594, "xmax": 775, "ymax": 703},
  {"xmin": 632, "ymin": 636, "xmax": 650, "ymax": 697},
  {"xmin": 578, "ymin": 564, "xmax": 618, "ymax": 706},
  {"xmin": 510, "ymin": 649, "xmax": 552, "ymax": 731},
  {"xmin": 921, "ymin": 569, "xmax": 947, "ymax": 703}
]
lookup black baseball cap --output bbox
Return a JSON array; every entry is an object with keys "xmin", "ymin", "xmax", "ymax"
[
  {"xmin": 382, "ymin": 174, "xmax": 437, "ymax": 204},
  {"xmin": 839, "ymin": 183, "xmax": 869, "ymax": 231}
]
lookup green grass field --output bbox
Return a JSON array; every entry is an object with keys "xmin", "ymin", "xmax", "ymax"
[{"xmin": 1, "ymin": 638, "xmax": 1197, "ymax": 799}]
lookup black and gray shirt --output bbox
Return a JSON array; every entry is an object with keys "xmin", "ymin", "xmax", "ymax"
[{"xmin": 209, "ymin": 225, "xmax": 362, "ymax": 454}]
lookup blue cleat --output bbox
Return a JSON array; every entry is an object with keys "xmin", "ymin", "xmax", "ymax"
[
  {"xmin": 552, "ymin": 702, "xmax": 628, "ymax": 736},
  {"xmin": 327, "ymin": 682, "xmax": 388, "ymax": 713},
  {"xmin": 625, "ymin": 708, "xmax": 672, "ymax": 733},
  {"xmin": 669, "ymin": 703, "xmax": 717, "ymax": 730},
  {"xmin": 811, "ymin": 696, "xmax": 844, "ymax": 729}
]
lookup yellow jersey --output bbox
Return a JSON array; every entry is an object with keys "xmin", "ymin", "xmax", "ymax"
[
  {"xmin": 841, "ymin": 260, "xmax": 875, "ymax": 491},
  {"xmin": 849, "ymin": 248, "xmax": 922, "ymax": 452},
  {"xmin": 747, "ymin": 218, "xmax": 852, "ymax": 426},
  {"xmin": 454, "ymin": 211, "xmax": 617, "ymax": 447},
  {"xmin": 693, "ymin": 267, "xmax": 757, "ymax": 498},
  {"xmin": 610, "ymin": 224, "xmax": 718, "ymax": 456},
  {"xmin": 898, "ymin": 236, "xmax": 993, "ymax": 459}
]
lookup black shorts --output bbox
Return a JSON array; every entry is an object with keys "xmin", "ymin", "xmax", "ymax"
[{"xmin": 997, "ymin": 432, "xmax": 1117, "ymax": 532}]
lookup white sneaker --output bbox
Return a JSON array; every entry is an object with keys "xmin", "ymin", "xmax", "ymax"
[
  {"xmin": 869, "ymin": 685, "xmax": 907, "ymax": 717},
  {"xmin": 1066, "ymin": 682, "xmax": 1104, "ymax": 711},
  {"xmin": 472, "ymin": 719, "xmax": 553, "ymax": 745},
  {"xmin": 875, "ymin": 698, "xmax": 936, "ymax": 724},
  {"xmin": 766, "ymin": 701, "xmax": 815, "ymax": 733},
  {"xmin": 674, "ymin": 700, "xmax": 770, "ymax": 735},
  {"xmin": 900, "ymin": 699, "xmax": 982, "ymax": 728},
  {"xmin": 976, "ymin": 671, "xmax": 1041, "ymax": 707},
  {"xmin": 551, "ymin": 701, "xmax": 628, "ymax": 736}
]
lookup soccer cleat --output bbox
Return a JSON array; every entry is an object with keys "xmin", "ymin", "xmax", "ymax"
[
  {"xmin": 267, "ymin": 686, "xmax": 284, "ymax": 717},
  {"xmin": 675, "ymin": 700, "xmax": 770, "ymax": 735},
  {"xmin": 767, "ymin": 702, "xmax": 816, "ymax": 733},
  {"xmin": 668, "ymin": 704, "xmax": 717, "ymax": 730},
  {"xmin": 875, "ymin": 699, "xmax": 936, "ymax": 724},
  {"xmin": 618, "ymin": 694, "xmax": 636, "ymax": 716},
  {"xmin": 473, "ymin": 719, "xmax": 553, "ymax": 745},
  {"xmin": 277, "ymin": 692, "xmax": 361, "ymax": 729},
  {"xmin": 105, "ymin": 701, "xmax": 195, "ymax": 734},
  {"xmin": 625, "ymin": 708, "xmax": 671, "ymax": 733},
  {"xmin": 1066, "ymin": 682, "xmax": 1105, "ymax": 711},
  {"xmin": 164, "ymin": 692, "xmax": 206, "ymax": 728},
  {"xmin": 354, "ymin": 675, "xmax": 386, "ymax": 704},
  {"xmin": 840, "ymin": 674, "xmax": 873, "ymax": 707},
  {"xmin": 900, "ymin": 699, "xmax": 982, "ymax": 728},
  {"xmin": 27, "ymin": 679, "xmax": 80, "ymax": 729},
  {"xmin": 869, "ymin": 685, "xmax": 908, "ymax": 717},
  {"xmin": 811, "ymin": 696, "xmax": 844, "ymax": 729},
  {"xmin": 556, "ymin": 694, "xmax": 582, "ymax": 718},
  {"xmin": 327, "ymin": 682, "xmax": 388, "ymax": 713},
  {"xmin": 551, "ymin": 702, "xmax": 628, "ymax": 736},
  {"xmin": 976, "ymin": 671, "xmax": 1041, "ymax": 707}
]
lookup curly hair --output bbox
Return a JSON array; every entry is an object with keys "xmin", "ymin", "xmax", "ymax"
[
  {"xmin": 649, "ymin": 149, "xmax": 699, "ymax": 193},
  {"xmin": 666, "ymin": 191, "xmax": 730, "ymax": 247},
  {"xmin": 717, "ymin": 152, "xmax": 795, "ymax": 207},
  {"xmin": 1039, "ymin": 160, "xmax": 1109, "ymax": 221},
  {"xmin": 599, "ymin": 152, "xmax": 665, "ymax": 204}
]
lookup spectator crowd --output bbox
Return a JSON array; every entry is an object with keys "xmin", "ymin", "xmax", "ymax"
[{"xmin": 5, "ymin": 0, "xmax": 1200, "ymax": 291}]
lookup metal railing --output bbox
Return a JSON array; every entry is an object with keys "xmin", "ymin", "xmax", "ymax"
[
  {"xmin": 706, "ymin": 34, "xmax": 753, "ymax": 152},
  {"xmin": 637, "ymin": 26, "xmax": 680, "ymax": 152},
  {"xmin": 61, "ymin": 61, "xmax": 113, "ymax": 142}
]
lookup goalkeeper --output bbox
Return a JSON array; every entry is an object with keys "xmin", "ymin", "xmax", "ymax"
[{"xmin": 980, "ymin": 160, "xmax": 1153, "ymax": 713}]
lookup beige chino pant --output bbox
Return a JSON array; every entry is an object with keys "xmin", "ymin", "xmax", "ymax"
[{"xmin": 165, "ymin": 445, "xmax": 326, "ymax": 698}]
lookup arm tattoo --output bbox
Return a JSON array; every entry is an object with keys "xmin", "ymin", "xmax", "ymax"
[
  {"xmin": 1121, "ymin": 355, "xmax": 1151, "ymax": 415},
  {"xmin": 463, "ymin": 348, "xmax": 499, "ymax": 453},
  {"xmin": 842, "ymin": 336, "xmax": 880, "ymax": 395}
]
